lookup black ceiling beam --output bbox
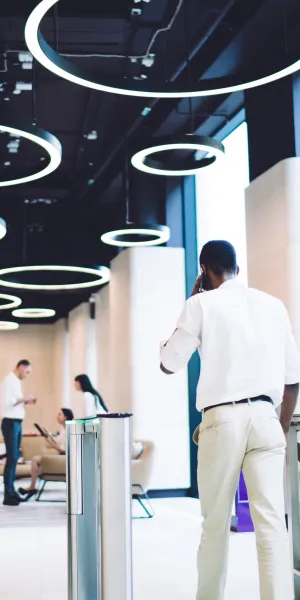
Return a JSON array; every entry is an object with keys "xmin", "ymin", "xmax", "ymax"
[
  {"xmin": 74, "ymin": 0, "xmax": 241, "ymax": 209},
  {"xmin": 74, "ymin": 0, "xmax": 268, "ymax": 209}
]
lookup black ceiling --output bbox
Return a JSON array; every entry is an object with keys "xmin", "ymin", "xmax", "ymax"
[{"xmin": 0, "ymin": 0, "xmax": 299, "ymax": 322}]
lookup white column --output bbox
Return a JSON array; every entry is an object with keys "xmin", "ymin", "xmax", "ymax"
[
  {"xmin": 68, "ymin": 302, "xmax": 97, "ymax": 418},
  {"xmin": 109, "ymin": 247, "xmax": 191, "ymax": 490},
  {"xmin": 95, "ymin": 285, "xmax": 111, "ymax": 404},
  {"xmin": 53, "ymin": 318, "xmax": 70, "ymax": 408},
  {"xmin": 245, "ymin": 157, "xmax": 300, "ymax": 413}
]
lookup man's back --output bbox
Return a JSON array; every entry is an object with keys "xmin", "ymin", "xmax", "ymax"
[{"xmin": 177, "ymin": 279, "xmax": 299, "ymax": 410}]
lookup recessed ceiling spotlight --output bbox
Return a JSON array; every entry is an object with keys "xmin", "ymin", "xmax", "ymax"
[
  {"xmin": 18, "ymin": 52, "xmax": 33, "ymax": 63},
  {"xmin": 25, "ymin": 0, "xmax": 300, "ymax": 98},
  {"xmin": 0, "ymin": 124, "xmax": 61, "ymax": 187},
  {"xmin": 86, "ymin": 130, "xmax": 97, "ymax": 140}
]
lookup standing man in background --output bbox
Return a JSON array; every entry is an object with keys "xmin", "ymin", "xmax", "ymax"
[
  {"xmin": 0, "ymin": 360, "xmax": 36, "ymax": 506},
  {"xmin": 160, "ymin": 240, "xmax": 300, "ymax": 600}
]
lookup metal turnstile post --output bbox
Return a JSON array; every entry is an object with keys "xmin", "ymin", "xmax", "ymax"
[
  {"xmin": 287, "ymin": 418, "xmax": 300, "ymax": 599},
  {"xmin": 67, "ymin": 418, "xmax": 100, "ymax": 600},
  {"xmin": 98, "ymin": 414, "xmax": 133, "ymax": 600}
]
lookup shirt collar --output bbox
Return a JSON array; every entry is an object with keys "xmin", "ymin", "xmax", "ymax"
[{"xmin": 218, "ymin": 278, "xmax": 246, "ymax": 291}]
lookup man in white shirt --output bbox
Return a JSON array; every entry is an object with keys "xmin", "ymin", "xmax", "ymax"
[
  {"xmin": 160, "ymin": 240, "xmax": 300, "ymax": 600},
  {"xmin": 1, "ymin": 360, "xmax": 36, "ymax": 506}
]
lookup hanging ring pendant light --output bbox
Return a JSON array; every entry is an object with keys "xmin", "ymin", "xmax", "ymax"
[
  {"xmin": 25, "ymin": 0, "xmax": 300, "ymax": 98},
  {"xmin": 0, "ymin": 265, "xmax": 110, "ymax": 291},
  {"xmin": 0, "ymin": 124, "xmax": 61, "ymax": 187},
  {"xmin": 12, "ymin": 308, "xmax": 56, "ymax": 319},
  {"xmin": 131, "ymin": 135, "xmax": 225, "ymax": 176},
  {"xmin": 101, "ymin": 223, "xmax": 170, "ymax": 247},
  {"xmin": 0, "ymin": 321, "xmax": 19, "ymax": 331},
  {"xmin": 0, "ymin": 293, "xmax": 22, "ymax": 310},
  {"xmin": 101, "ymin": 147, "xmax": 170, "ymax": 247}
]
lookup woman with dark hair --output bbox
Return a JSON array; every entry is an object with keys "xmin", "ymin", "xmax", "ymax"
[
  {"xmin": 74, "ymin": 374, "xmax": 108, "ymax": 417},
  {"xmin": 74, "ymin": 374, "xmax": 144, "ymax": 459},
  {"xmin": 19, "ymin": 407, "xmax": 74, "ymax": 499}
]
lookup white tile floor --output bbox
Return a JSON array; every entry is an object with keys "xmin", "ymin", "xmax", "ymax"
[{"xmin": 0, "ymin": 492, "xmax": 260, "ymax": 600}]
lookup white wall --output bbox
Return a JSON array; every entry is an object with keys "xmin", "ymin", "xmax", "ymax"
[
  {"xmin": 245, "ymin": 157, "xmax": 300, "ymax": 413},
  {"xmin": 108, "ymin": 247, "xmax": 191, "ymax": 490},
  {"xmin": 0, "ymin": 325, "xmax": 58, "ymax": 431}
]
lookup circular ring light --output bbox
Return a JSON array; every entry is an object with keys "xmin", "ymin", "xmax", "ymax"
[
  {"xmin": 25, "ymin": 0, "xmax": 300, "ymax": 98},
  {"xmin": 0, "ymin": 321, "xmax": 19, "ymax": 331},
  {"xmin": 0, "ymin": 265, "xmax": 110, "ymax": 291},
  {"xmin": 12, "ymin": 308, "xmax": 56, "ymax": 319},
  {"xmin": 0, "ymin": 124, "xmax": 61, "ymax": 187},
  {"xmin": 0, "ymin": 218, "xmax": 7, "ymax": 240},
  {"xmin": 131, "ymin": 135, "xmax": 225, "ymax": 176},
  {"xmin": 0, "ymin": 293, "xmax": 22, "ymax": 310},
  {"xmin": 101, "ymin": 223, "xmax": 170, "ymax": 247}
]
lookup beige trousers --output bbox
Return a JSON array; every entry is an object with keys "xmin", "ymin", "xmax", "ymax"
[{"xmin": 196, "ymin": 400, "xmax": 293, "ymax": 600}]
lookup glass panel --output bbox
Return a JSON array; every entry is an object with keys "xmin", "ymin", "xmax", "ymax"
[{"xmin": 195, "ymin": 122, "xmax": 249, "ymax": 284}]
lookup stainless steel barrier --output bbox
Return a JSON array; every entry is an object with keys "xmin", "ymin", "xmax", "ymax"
[
  {"xmin": 67, "ymin": 418, "xmax": 100, "ymax": 600},
  {"xmin": 287, "ymin": 417, "xmax": 300, "ymax": 599},
  {"xmin": 99, "ymin": 414, "xmax": 133, "ymax": 600},
  {"xmin": 66, "ymin": 414, "xmax": 133, "ymax": 600}
]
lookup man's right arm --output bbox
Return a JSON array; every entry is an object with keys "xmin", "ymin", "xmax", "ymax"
[
  {"xmin": 1, "ymin": 380, "xmax": 35, "ymax": 409},
  {"xmin": 280, "ymin": 309, "xmax": 300, "ymax": 434},
  {"xmin": 280, "ymin": 383, "xmax": 299, "ymax": 436},
  {"xmin": 14, "ymin": 396, "xmax": 36, "ymax": 406}
]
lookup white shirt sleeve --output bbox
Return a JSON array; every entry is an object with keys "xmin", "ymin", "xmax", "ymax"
[
  {"xmin": 160, "ymin": 297, "xmax": 202, "ymax": 373},
  {"xmin": 84, "ymin": 392, "xmax": 96, "ymax": 418},
  {"xmin": 1, "ymin": 377, "xmax": 18, "ymax": 410},
  {"xmin": 284, "ymin": 310, "xmax": 300, "ymax": 384}
]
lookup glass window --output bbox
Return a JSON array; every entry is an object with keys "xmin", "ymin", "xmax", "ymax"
[{"xmin": 195, "ymin": 121, "xmax": 249, "ymax": 283}]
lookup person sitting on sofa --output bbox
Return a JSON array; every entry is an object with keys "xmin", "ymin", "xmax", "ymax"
[
  {"xmin": 74, "ymin": 374, "xmax": 143, "ymax": 460},
  {"xmin": 18, "ymin": 407, "xmax": 74, "ymax": 499}
]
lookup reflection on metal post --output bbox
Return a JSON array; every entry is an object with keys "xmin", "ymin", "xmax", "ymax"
[
  {"xmin": 98, "ymin": 413, "xmax": 133, "ymax": 600},
  {"xmin": 67, "ymin": 419, "xmax": 100, "ymax": 600},
  {"xmin": 287, "ymin": 418, "xmax": 300, "ymax": 599}
]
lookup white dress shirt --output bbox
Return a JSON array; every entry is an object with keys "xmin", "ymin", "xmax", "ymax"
[
  {"xmin": 0, "ymin": 372, "xmax": 25, "ymax": 420},
  {"xmin": 84, "ymin": 392, "xmax": 106, "ymax": 418},
  {"xmin": 55, "ymin": 427, "xmax": 66, "ymax": 451},
  {"xmin": 160, "ymin": 279, "xmax": 300, "ymax": 411}
]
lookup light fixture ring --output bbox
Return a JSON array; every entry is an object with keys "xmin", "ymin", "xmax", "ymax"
[
  {"xmin": 0, "ymin": 124, "xmax": 61, "ymax": 187},
  {"xmin": 101, "ymin": 223, "xmax": 170, "ymax": 247},
  {"xmin": 0, "ymin": 218, "xmax": 7, "ymax": 240},
  {"xmin": 0, "ymin": 265, "xmax": 110, "ymax": 291},
  {"xmin": 12, "ymin": 308, "xmax": 56, "ymax": 319},
  {"xmin": 0, "ymin": 293, "xmax": 22, "ymax": 310},
  {"xmin": 0, "ymin": 321, "xmax": 19, "ymax": 331},
  {"xmin": 131, "ymin": 135, "xmax": 225, "ymax": 176},
  {"xmin": 25, "ymin": 0, "xmax": 300, "ymax": 98}
]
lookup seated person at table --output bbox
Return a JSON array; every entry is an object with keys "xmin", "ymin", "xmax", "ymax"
[{"xmin": 18, "ymin": 407, "xmax": 74, "ymax": 499}]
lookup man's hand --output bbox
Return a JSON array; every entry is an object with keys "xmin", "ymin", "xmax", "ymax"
[
  {"xmin": 191, "ymin": 275, "xmax": 202, "ymax": 297},
  {"xmin": 24, "ymin": 395, "xmax": 37, "ymax": 405}
]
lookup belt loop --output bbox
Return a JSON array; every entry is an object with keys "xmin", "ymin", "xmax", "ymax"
[{"xmin": 247, "ymin": 398, "xmax": 251, "ymax": 406}]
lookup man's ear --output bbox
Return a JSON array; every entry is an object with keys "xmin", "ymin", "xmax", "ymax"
[{"xmin": 200, "ymin": 264, "xmax": 206, "ymax": 275}]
